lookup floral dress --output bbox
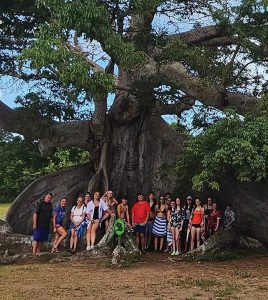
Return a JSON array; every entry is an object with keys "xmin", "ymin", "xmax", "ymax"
[{"xmin": 170, "ymin": 207, "xmax": 185, "ymax": 229}]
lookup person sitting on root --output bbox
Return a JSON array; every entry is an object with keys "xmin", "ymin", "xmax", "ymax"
[
  {"xmin": 86, "ymin": 191, "xmax": 111, "ymax": 250},
  {"xmin": 32, "ymin": 192, "xmax": 53, "ymax": 254},
  {"xmin": 101, "ymin": 190, "xmax": 118, "ymax": 232},
  {"xmin": 189, "ymin": 197, "xmax": 204, "ymax": 251},
  {"xmin": 117, "ymin": 196, "xmax": 132, "ymax": 230},
  {"xmin": 68, "ymin": 196, "xmax": 86, "ymax": 253},
  {"xmin": 51, "ymin": 198, "xmax": 67, "ymax": 253},
  {"xmin": 131, "ymin": 193, "xmax": 150, "ymax": 253}
]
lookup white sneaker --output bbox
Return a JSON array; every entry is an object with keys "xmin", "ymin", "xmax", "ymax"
[
  {"xmin": 86, "ymin": 245, "xmax": 91, "ymax": 251},
  {"xmin": 171, "ymin": 251, "xmax": 176, "ymax": 256},
  {"xmin": 175, "ymin": 251, "xmax": 179, "ymax": 256}
]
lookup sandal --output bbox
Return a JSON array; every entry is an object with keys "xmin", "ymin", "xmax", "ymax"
[{"xmin": 51, "ymin": 248, "xmax": 59, "ymax": 253}]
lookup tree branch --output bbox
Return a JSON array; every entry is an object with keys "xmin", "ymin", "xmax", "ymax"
[
  {"xmin": 170, "ymin": 25, "xmax": 224, "ymax": 45},
  {"xmin": 151, "ymin": 99, "xmax": 195, "ymax": 116},
  {"xmin": 65, "ymin": 41, "xmax": 118, "ymax": 83},
  {"xmin": 140, "ymin": 59, "xmax": 259, "ymax": 114},
  {"xmin": 0, "ymin": 100, "xmax": 94, "ymax": 156}
]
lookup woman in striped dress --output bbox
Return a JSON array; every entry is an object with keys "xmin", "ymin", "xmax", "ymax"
[{"xmin": 152, "ymin": 196, "xmax": 167, "ymax": 252}]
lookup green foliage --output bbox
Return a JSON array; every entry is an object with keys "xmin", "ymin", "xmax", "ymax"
[
  {"xmin": 27, "ymin": 0, "xmax": 145, "ymax": 67},
  {"xmin": 176, "ymin": 111, "xmax": 268, "ymax": 191},
  {"xmin": 22, "ymin": 24, "xmax": 115, "ymax": 96},
  {"xmin": 0, "ymin": 130, "xmax": 90, "ymax": 203}
]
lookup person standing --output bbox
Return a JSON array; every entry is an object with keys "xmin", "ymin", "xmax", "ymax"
[
  {"xmin": 86, "ymin": 191, "xmax": 111, "ymax": 250},
  {"xmin": 203, "ymin": 196, "xmax": 214, "ymax": 240},
  {"xmin": 207, "ymin": 203, "xmax": 221, "ymax": 237},
  {"xmin": 224, "ymin": 203, "xmax": 235, "ymax": 229},
  {"xmin": 84, "ymin": 192, "xmax": 91, "ymax": 206},
  {"xmin": 182, "ymin": 196, "xmax": 194, "ymax": 252},
  {"xmin": 68, "ymin": 196, "xmax": 86, "ymax": 253},
  {"xmin": 32, "ymin": 192, "xmax": 53, "ymax": 254},
  {"xmin": 189, "ymin": 198, "xmax": 204, "ymax": 251},
  {"xmin": 168, "ymin": 198, "xmax": 185, "ymax": 255},
  {"xmin": 152, "ymin": 196, "xmax": 167, "ymax": 252},
  {"xmin": 131, "ymin": 193, "xmax": 150, "ymax": 253},
  {"xmin": 84, "ymin": 192, "xmax": 91, "ymax": 228},
  {"xmin": 145, "ymin": 192, "xmax": 156, "ymax": 251},
  {"xmin": 51, "ymin": 197, "xmax": 67, "ymax": 253}
]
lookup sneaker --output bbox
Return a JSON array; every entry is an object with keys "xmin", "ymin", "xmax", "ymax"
[
  {"xmin": 171, "ymin": 251, "xmax": 176, "ymax": 256},
  {"xmin": 86, "ymin": 245, "xmax": 91, "ymax": 251},
  {"xmin": 175, "ymin": 251, "xmax": 179, "ymax": 256}
]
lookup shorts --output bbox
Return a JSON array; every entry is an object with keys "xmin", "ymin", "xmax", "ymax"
[
  {"xmin": 192, "ymin": 224, "xmax": 201, "ymax": 228},
  {"xmin": 33, "ymin": 228, "xmax": 49, "ymax": 242},
  {"xmin": 134, "ymin": 224, "xmax": 146, "ymax": 234},
  {"xmin": 145, "ymin": 221, "xmax": 154, "ymax": 234}
]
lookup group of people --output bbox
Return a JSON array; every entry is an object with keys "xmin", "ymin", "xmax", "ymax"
[{"xmin": 32, "ymin": 191, "xmax": 236, "ymax": 255}]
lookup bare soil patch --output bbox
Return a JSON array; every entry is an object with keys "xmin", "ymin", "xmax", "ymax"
[{"xmin": 0, "ymin": 253, "xmax": 267, "ymax": 300}]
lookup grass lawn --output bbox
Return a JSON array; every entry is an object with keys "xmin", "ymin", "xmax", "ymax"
[{"xmin": 0, "ymin": 203, "xmax": 11, "ymax": 220}]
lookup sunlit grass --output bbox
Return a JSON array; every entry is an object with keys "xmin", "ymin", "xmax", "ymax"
[{"xmin": 0, "ymin": 203, "xmax": 11, "ymax": 219}]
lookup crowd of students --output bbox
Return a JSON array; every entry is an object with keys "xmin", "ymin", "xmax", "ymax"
[{"xmin": 32, "ymin": 191, "xmax": 236, "ymax": 254}]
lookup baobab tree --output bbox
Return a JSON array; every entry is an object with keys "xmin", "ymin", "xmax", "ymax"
[{"xmin": 0, "ymin": 0, "xmax": 267, "ymax": 245}]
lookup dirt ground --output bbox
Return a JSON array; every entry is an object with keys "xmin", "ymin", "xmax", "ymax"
[{"xmin": 0, "ymin": 253, "xmax": 267, "ymax": 300}]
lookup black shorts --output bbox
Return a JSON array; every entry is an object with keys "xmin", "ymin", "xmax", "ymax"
[
  {"xmin": 134, "ymin": 224, "xmax": 146, "ymax": 234},
  {"xmin": 192, "ymin": 224, "xmax": 201, "ymax": 228}
]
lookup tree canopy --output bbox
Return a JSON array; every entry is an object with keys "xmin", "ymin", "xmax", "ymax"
[{"xmin": 0, "ymin": 0, "xmax": 268, "ymax": 193}]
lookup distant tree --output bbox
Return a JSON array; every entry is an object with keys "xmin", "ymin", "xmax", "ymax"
[{"xmin": 0, "ymin": 130, "xmax": 90, "ymax": 202}]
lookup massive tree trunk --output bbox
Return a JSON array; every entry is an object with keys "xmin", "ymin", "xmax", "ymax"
[
  {"xmin": 5, "ymin": 113, "xmax": 183, "ymax": 233},
  {"xmin": 109, "ymin": 116, "xmax": 183, "ymax": 198}
]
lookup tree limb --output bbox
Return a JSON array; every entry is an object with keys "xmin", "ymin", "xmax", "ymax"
[
  {"xmin": 151, "ymin": 99, "xmax": 195, "ymax": 116},
  {"xmin": 170, "ymin": 25, "xmax": 224, "ymax": 45},
  {"xmin": 65, "ymin": 41, "xmax": 118, "ymax": 83},
  {"xmin": 0, "ymin": 100, "xmax": 94, "ymax": 156},
  {"xmin": 140, "ymin": 59, "xmax": 259, "ymax": 114}
]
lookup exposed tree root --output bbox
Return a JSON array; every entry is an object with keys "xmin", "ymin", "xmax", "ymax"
[{"xmin": 182, "ymin": 228, "xmax": 267, "ymax": 261}]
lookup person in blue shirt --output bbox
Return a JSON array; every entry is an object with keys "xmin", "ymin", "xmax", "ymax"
[{"xmin": 51, "ymin": 198, "xmax": 67, "ymax": 253}]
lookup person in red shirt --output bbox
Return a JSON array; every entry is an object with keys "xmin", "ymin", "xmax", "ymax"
[{"xmin": 131, "ymin": 193, "xmax": 150, "ymax": 253}]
